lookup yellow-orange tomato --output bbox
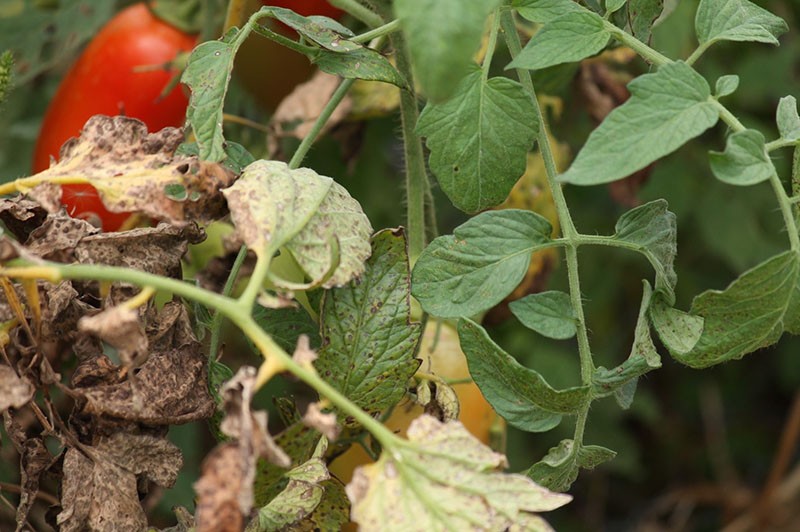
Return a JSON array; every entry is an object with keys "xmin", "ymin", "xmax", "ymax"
[{"xmin": 329, "ymin": 321, "xmax": 502, "ymax": 485}]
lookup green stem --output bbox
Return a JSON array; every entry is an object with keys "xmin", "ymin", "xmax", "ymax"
[
  {"xmin": 711, "ymin": 99, "xmax": 746, "ymax": 133},
  {"xmin": 287, "ymin": 78, "xmax": 356, "ymax": 169},
  {"xmin": 329, "ymin": 0, "xmax": 384, "ymax": 28},
  {"xmin": 501, "ymin": 12, "xmax": 593, "ymax": 384},
  {"xmin": 686, "ymin": 41, "xmax": 713, "ymax": 67},
  {"xmin": 350, "ymin": 19, "xmax": 401, "ymax": 44},
  {"xmin": 766, "ymin": 138, "xmax": 800, "ymax": 152},
  {"xmin": 793, "ymin": 145, "xmax": 800, "ymax": 199},
  {"xmin": 603, "ymin": 24, "xmax": 672, "ymax": 66},
  {"xmin": 391, "ymin": 32, "xmax": 430, "ymax": 264},
  {"xmin": 769, "ymin": 172, "xmax": 800, "ymax": 252},
  {"xmin": 238, "ymin": 251, "xmax": 272, "ymax": 311},
  {"xmin": 207, "ymin": 245, "xmax": 249, "ymax": 361}
]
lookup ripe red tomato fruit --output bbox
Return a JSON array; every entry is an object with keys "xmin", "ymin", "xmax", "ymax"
[{"xmin": 32, "ymin": 3, "xmax": 197, "ymax": 231}]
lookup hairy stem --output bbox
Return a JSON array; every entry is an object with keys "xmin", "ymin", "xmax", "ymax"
[{"xmin": 351, "ymin": 19, "xmax": 401, "ymax": 44}]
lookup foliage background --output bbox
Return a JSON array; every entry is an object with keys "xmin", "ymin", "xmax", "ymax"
[{"xmin": 1, "ymin": 0, "xmax": 799, "ymax": 530}]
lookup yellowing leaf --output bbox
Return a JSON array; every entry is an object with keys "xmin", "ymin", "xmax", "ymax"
[{"xmin": 347, "ymin": 416, "xmax": 570, "ymax": 531}]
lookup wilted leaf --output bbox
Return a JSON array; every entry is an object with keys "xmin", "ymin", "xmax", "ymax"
[
  {"xmin": 78, "ymin": 305, "xmax": 148, "ymax": 368},
  {"xmin": 0, "ymin": 365, "xmax": 34, "ymax": 412},
  {"xmin": 223, "ymin": 160, "xmax": 372, "ymax": 288},
  {"xmin": 302, "ymin": 402, "xmax": 340, "ymax": 441},
  {"xmin": 347, "ymin": 416, "xmax": 571, "ymax": 531},
  {"xmin": 458, "ymin": 319, "xmax": 589, "ymax": 432},
  {"xmin": 316, "ymin": 229, "xmax": 421, "ymax": 426},
  {"xmin": 417, "ymin": 68, "xmax": 539, "ymax": 213},
  {"xmin": 527, "ymin": 439, "xmax": 616, "ymax": 492},
  {"xmin": 15, "ymin": 436, "xmax": 55, "ymax": 532}
]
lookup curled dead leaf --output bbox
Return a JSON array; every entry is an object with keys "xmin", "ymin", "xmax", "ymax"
[
  {"xmin": 0, "ymin": 365, "xmax": 35, "ymax": 411},
  {"xmin": 302, "ymin": 402, "xmax": 340, "ymax": 441},
  {"xmin": 78, "ymin": 305, "xmax": 148, "ymax": 368}
]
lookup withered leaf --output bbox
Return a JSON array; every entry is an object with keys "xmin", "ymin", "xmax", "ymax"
[
  {"xmin": 195, "ymin": 443, "xmax": 245, "ymax": 532},
  {"xmin": 79, "ymin": 306, "xmax": 148, "ymax": 368},
  {"xmin": 28, "ymin": 115, "xmax": 234, "ymax": 224},
  {"xmin": 16, "ymin": 437, "xmax": 56, "ymax": 532},
  {"xmin": 58, "ymin": 432, "xmax": 182, "ymax": 532},
  {"xmin": 302, "ymin": 402, "xmax": 340, "ymax": 441},
  {"xmin": 0, "ymin": 196, "xmax": 48, "ymax": 242},
  {"xmin": 24, "ymin": 211, "xmax": 98, "ymax": 262},
  {"xmin": 0, "ymin": 365, "xmax": 35, "ymax": 412}
]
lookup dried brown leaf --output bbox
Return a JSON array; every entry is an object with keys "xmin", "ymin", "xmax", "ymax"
[
  {"xmin": 79, "ymin": 306, "xmax": 148, "ymax": 368},
  {"xmin": 0, "ymin": 365, "xmax": 35, "ymax": 411},
  {"xmin": 24, "ymin": 211, "xmax": 99, "ymax": 262},
  {"xmin": 0, "ymin": 197, "xmax": 48, "ymax": 242},
  {"xmin": 195, "ymin": 443, "xmax": 245, "ymax": 532},
  {"xmin": 15, "ymin": 436, "xmax": 56, "ymax": 532},
  {"xmin": 302, "ymin": 402, "xmax": 340, "ymax": 441}
]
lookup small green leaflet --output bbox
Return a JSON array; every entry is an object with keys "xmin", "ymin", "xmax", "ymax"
[
  {"xmin": 458, "ymin": 319, "xmax": 590, "ymax": 433},
  {"xmin": 315, "ymin": 230, "xmax": 421, "ymax": 426},
  {"xmin": 417, "ymin": 68, "xmax": 538, "ymax": 213},
  {"xmin": 560, "ymin": 62, "xmax": 719, "ymax": 186},
  {"xmin": 512, "ymin": 0, "xmax": 582, "ymax": 23},
  {"xmin": 509, "ymin": 291, "xmax": 576, "ymax": 340},
  {"xmin": 527, "ymin": 439, "xmax": 616, "ymax": 492},
  {"xmin": 411, "ymin": 210, "xmax": 555, "ymax": 318},
  {"xmin": 348, "ymin": 416, "xmax": 572, "ymax": 531},
  {"xmin": 394, "ymin": 0, "xmax": 501, "ymax": 102},
  {"xmin": 777, "ymin": 96, "xmax": 800, "ymax": 141},
  {"xmin": 222, "ymin": 161, "xmax": 373, "ymax": 288},
  {"xmin": 508, "ymin": 11, "xmax": 610, "ymax": 70},
  {"xmin": 709, "ymin": 129, "xmax": 775, "ymax": 186},
  {"xmin": 655, "ymin": 251, "xmax": 799, "ymax": 368},
  {"xmin": 593, "ymin": 282, "xmax": 661, "ymax": 409},
  {"xmin": 612, "ymin": 199, "xmax": 677, "ymax": 302},
  {"xmin": 695, "ymin": 0, "xmax": 788, "ymax": 47},
  {"xmin": 715, "ymin": 75, "xmax": 740, "ymax": 98}
]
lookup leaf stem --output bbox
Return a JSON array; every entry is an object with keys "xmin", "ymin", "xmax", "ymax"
[
  {"xmin": 208, "ymin": 244, "xmax": 249, "ymax": 361},
  {"xmin": 766, "ymin": 138, "xmax": 799, "ymax": 152},
  {"xmin": 603, "ymin": 24, "xmax": 672, "ymax": 67},
  {"xmin": 391, "ymin": 33, "xmax": 430, "ymax": 264},
  {"xmin": 769, "ymin": 172, "xmax": 800, "ymax": 252},
  {"xmin": 223, "ymin": 0, "xmax": 249, "ymax": 33},
  {"xmin": 710, "ymin": 99, "xmax": 746, "ymax": 133},
  {"xmin": 329, "ymin": 0, "xmax": 384, "ymax": 28},
  {"xmin": 238, "ymin": 251, "xmax": 273, "ymax": 311},
  {"xmin": 287, "ymin": 78, "xmax": 356, "ymax": 170},
  {"xmin": 686, "ymin": 41, "xmax": 713, "ymax": 67},
  {"xmin": 350, "ymin": 19, "xmax": 401, "ymax": 44}
]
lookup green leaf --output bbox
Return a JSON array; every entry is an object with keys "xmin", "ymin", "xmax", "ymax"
[
  {"xmin": 622, "ymin": 0, "xmax": 664, "ymax": 44},
  {"xmin": 509, "ymin": 291, "xmax": 576, "ymax": 340},
  {"xmin": 417, "ymin": 68, "xmax": 538, "ymax": 213},
  {"xmin": 695, "ymin": 0, "xmax": 788, "ymax": 46},
  {"xmin": 411, "ymin": 210, "xmax": 554, "ymax": 318},
  {"xmin": 508, "ymin": 11, "xmax": 611, "ymax": 70},
  {"xmin": 394, "ymin": 0, "xmax": 501, "ymax": 102},
  {"xmin": 649, "ymin": 295, "xmax": 704, "ymax": 357},
  {"xmin": 527, "ymin": 439, "xmax": 616, "ymax": 492},
  {"xmin": 311, "ymin": 47, "xmax": 408, "ymax": 88},
  {"xmin": 606, "ymin": 0, "xmax": 627, "ymax": 15},
  {"xmin": 715, "ymin": 75, "xmax": 740, "ymax": 98},
  {"xmin": 268, "ymin": 7, "xmax": 359, "ymax": 52},
  {"xmin": 512, "ymin": 0, "xmax": 583, "ymax": 23},
  {"xmin": 612, "ymin": 199, "xmax": 677, "ymax": 301},
  {"xmin": 223, "ymin": 160, "xmax": 373, "ymax": 288},
  {"xmin": 458, "ymin": 319, "xmax": 590, "ymax": 433},
  {"xmin": 560, "ymin": 62, "xmax": 719, "ymax": 186},
  {"xmin": 254, "ymin": 423, "xmax": 320, "ymax": 506},
  {"xmin": 316, "ymin": 230, "xmax": 422, "ymax": 425},
  {"xmin": 777, "ymin": 96, "xmax": 800, "ymax": 141},
  {"xmin": 182, "ymin": 32, "xmax": 241, "ymax": 162},
  {"xmin": 593, "ymin": 282, "xmax": 661, "ymax": 408},
  {"xmin": 252, "ymin": 306, "xmax": 319, "ymax": 354},
  {"xmin": 349, "ymin": 416, "xmax": 572, "ymax": 531},
  {"xmin": 709, "ymin": 129, "xmax": 775, "ymax": 186},
  {"xmin": 667, "ymin": 251, "xmax": 800, "ymax": 368}
]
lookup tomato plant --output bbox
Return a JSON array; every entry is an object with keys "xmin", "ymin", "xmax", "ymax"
[
  {"xmin": 32, "ymin": 3, "xmax": 196, "ymax": 231},
  {"xmin": 260, "ymin": 0, "xmax": 344, "ymax": 20}
]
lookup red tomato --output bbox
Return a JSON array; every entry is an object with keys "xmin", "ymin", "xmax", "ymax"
[
  {"xmin": 32, "ymin": 3, "xmax": 197, "ymax": 231},
  {"xmin": 261, "ymin": 0, "xmax": 344, "ymax": 20}
]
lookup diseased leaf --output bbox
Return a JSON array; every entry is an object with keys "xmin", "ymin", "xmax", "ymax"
[
  {"xmin": 649, "ymin": 295, "xmax": 704, "ymax": 356},
  {"xmin": 593, "ymin": 282, "xmax": 661, "ymax": 408},
  {"xmin": 715, "ymin": 74, "xmax": 740, "ymax": 97},
  {"xmin": 612, "ymin": 199, "xmax": 677, "ymax": 301},
  {"xmin": 509, "ymin": 291, "xmax": 576, "ymax": 340},
  {"xmin": 777, "ymin": 96, "xmax": 800, "ymax": 141},
  {"xmin": 0, "ymin": 366, "xmax": 34, "ymax": 412},
  {"xmin": 667, "ymin": 251, "xmax": 799, "ymax": 368},
  {"xmin": 223, "ymin": 160, "xmax": 372, "ymax": 288},
  {"xmin": 527, "ymin": 439, "xmax": 616, "ymax": 492},
  {"xmin": 709, "ymin": 129, "xmax": 775, "ymax": 186},
  {"xmin": 253, "ymin": 305, "xmax": 320, "ymax": 354},
  {"xmin": 513, "ymin": 0, "xmax": 582, "ymax": 23},
  {"xmin": 508, "ymin": 11, "xmax": 611, "ymax": 70},
  {"xmin": 560, "ymin": 62, "xmax": 719, "ymax": 186},
  {"xmin": 417, "ymin": 68, "xmax": 538, "ymax": 213},
  {"xmin": 316, "ymin": 229, "xmax": 421, "ymax": 426},
  {"xmin": 411, "ymin": 210, "xmax": 554, "ymax": 318},
  {"xmin": 311, "ymin": 47, "xmax": 408, "ymax": 88},
  {"xmin": 695, "ymin": 0, "xmax": 788, "ymax": 46},
  {"xmin": 394, "ymin": 0, "xmax": 501, "ymax": 102},
  {"xmin": 269, "ymin": 7, "xmax": 359, "ymax": 52},
  {"xmin": 347, "ymin": 416, "xmax": 571, "ymax": 531},
  {"xmin": 458, "ymin": 319, "xmax": 590, "ymax": 432}
]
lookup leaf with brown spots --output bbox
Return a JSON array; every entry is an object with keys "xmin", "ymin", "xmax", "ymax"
[{"xmin": 0, "ymin": 365, "xmax": 35, "ymax": 412}]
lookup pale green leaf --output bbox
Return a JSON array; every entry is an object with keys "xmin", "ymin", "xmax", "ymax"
[
  {"xmin": 527, "ymin": 439, "xmax": 616, "ymax": 492},
  {"xmin": 512, "ymin": 0, "xmax": 583, "ymax": 23},
  {"xmin": 777, "ymin": 96, "xmax": 800, "ymax": 141},
  {"xmin": 417, "ymin": 68, "xmax": 539, "ymax": 213},
  {"xmin": 668, "ymin": 251, "xmax": 800, "ymax": 368},
  {"xmin": 606, "ymin": 0, "xmax": 628, "ymax": 15},
  {"xmin": 695, "ymin": 0, "xmax": 788, "ymax": 46},
  {"xmin": 411, "ymin": 210, "xmax": 554, "ymax": 318},
  {"xmin": 394, "ymin": 0, "xmax": 501, "ymax": 102},
  {"xmin": 223, "ymin": 161, "xmax": 372, "ymax": 288},
  {"xmin": 508, "ymin": 12, "xmax": 611, "ymax": 70},
  {"xmin": 710, "ymin": 129, "xmax": 775, "ymax": 186},
  {"xmin": 316, "ymin": 230, "xmax": 421, "ymax": 425},
  {"xmin": 348, "ymin": 416, "xmax": 571, "ymax": 531},
  {"xmin": 715, "ymin": 75, "xmax": 740, "ymax": 97},
  {"xmin": 649, "ymin": 295, "xmax": 704, "ymax": 356},
  {"xmin": 593, "ymin": 282, "xmax": 661, "ymax": 408},
  {"xmin": 613, "ymin": 199, "xmax": 678, "ymax": 301},
  {"xmin": 509, "ymin": 291, "xmax": 576, "ymax": 340},
  {"xmin": 560, "ymin": 62, "xmax": 719, "ymax": 186},
  {"xmin": 458, "ymin": 319, "xmax": 590, "ymax": 432}
]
